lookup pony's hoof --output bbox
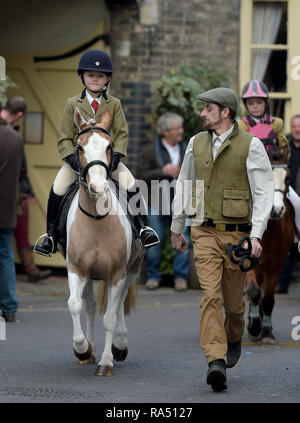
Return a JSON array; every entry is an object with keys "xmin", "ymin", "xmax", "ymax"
[
  {"xmin": 77, "ymin": 354, "xmax": 96, "ymax": 364},
  {"xmin": 248, "ymin": 332, "xmax": 262, "ymax": 342},
  {"xmin": 95, "ymin": 365, "xmax": 113, "ymax": 377},
  {"xmin": 74, "ymin": 343, "xmax": 95, "ymax": 364},
  {"xmin": 261, "ymin": 336, "xmax": 275, "ymax": 345},
  {"xmin": 112, "ymin": 344, "xmax": 128, "ymax": 362},
  {"xmin": 247, "ymin": 317, "xmax": 262, "ymax": 339},
  {"xmin": 261, "ymin": 327, "xmax": 275, "ymax": 345}
]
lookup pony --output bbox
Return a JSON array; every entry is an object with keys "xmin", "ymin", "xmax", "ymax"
[
  {"xmin": 60, "ymin": 108, "xmax": 144, "ymax": 376},
  {"xmin": 245, "ymin": 163, "xmax": 295, "ymax": 344}
]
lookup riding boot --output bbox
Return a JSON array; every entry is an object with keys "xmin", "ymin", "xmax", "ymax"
[
  {"xmin": 18, "ymin": 247, "xmax": 52, "ymax": 282},
  {"xmin": 33, "ymin": 187, "xmax": 64, "ymax": 257},
  {"xmin": 127, "ymin": 185, "xmax": 160, "ymax": 248},
  {"xmin": 136, "ymin": 213, "xmax": 160, "ymax": 248}
]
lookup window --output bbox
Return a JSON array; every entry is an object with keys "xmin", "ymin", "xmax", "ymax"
[{"xmin": 240, "ymin": 0, "xmax": 300, "ymax": 128}]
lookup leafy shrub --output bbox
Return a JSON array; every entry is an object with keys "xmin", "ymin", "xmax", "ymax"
[{"xmin": 152, "ymin": 64, "xmax": 229, "ymax": 142}]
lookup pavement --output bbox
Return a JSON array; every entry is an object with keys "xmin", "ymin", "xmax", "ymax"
[
  {"xmin": 15, "ymin": 267, "xmax": 300, "ymax": 299},
  {"xmin": 1, "ymin": 268, "xmax": 299, "ymax": 405}
]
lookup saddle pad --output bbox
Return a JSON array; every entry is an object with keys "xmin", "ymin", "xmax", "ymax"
[
  {"xmin": 57, "ymin": 180, "xmax": 139, "ymax": 257},
  {"xmin": 57, "ymin": 181, "xmax": 79, "ymax": 257}
]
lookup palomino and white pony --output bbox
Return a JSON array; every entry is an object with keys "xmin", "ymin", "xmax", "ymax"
[
  {"xmin": 61, "ymin": 108, "xmax": 143, "ymax": 376},
  {"xmin": 246, "ymin": 164, "xmax": 295, "ymax": 344}
]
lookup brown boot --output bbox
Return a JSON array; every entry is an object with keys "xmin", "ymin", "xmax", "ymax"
[{"xmin": 18, "ymin": 247, "xmax": 52, "ymax": 283}]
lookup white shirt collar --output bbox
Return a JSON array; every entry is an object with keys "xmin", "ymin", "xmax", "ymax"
[
  {"xmin": 212, "ymin": 124, "xmax": 234, "ymax": 144},
  {"xmin": 86, "ymin": 90, "xmax": 102, "ymax": 107}
]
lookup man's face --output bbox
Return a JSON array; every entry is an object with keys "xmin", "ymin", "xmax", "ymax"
[
  {"xmin": 83, "ymin": 71, "xmax": 110, "ymax": 93},
  {"xmin": 200, "ymin": 102, "xmax": 223, "ymax": 129},
  {"xmin": 291, "ymin": 117, "xmax": 300, "ymax": 142},
  {"xmin": 163, "ymin": 121, "xmax": 184, "ymax": 144}
]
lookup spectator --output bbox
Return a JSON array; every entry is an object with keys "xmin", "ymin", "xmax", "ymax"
[
  {"xmin": 0, "ymin": 97, "xmax": 52, "ymax": 283},
  {"xmin": 137, "ymin": 112, "xmax": 190, "ymax": 291},
  {"xmin": 0, "ymin": 109, "xmax": 24, "ymax": 322}
]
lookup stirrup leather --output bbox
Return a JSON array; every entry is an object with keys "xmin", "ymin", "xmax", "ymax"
[
  {"xmin": 33, "ymin": 234, "xmax": 55, "ymax": 257},
  {"xmin": 139, "ymin": 226, "xmax": 160, "ymax": 248}
]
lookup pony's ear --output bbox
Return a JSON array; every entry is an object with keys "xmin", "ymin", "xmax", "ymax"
[
  {"xmin": 74, "ymin": 108, "xmax": 88, "ymax": 129},
  {"xmin": 99, "ymin": 109, "xmax": 112, "ymax": 130}
]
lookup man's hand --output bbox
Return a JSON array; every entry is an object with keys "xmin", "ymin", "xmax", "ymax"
[
  {"xmin": 163, "ymin": 163, "xmax": 180, "ymax": 178},
  {"xmin": 250, "ymin": 238, "xmax": 262, "ymax": 258},
  {"xmin": 171, "ymin": 231, "xmax": 187, "ymax": 253}
]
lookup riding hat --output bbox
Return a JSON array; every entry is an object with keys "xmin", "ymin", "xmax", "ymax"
[
  {"xmin": 197, "ymin": 87, "xmax": 239, "ymax": 112},
  {"xmin": 241, "ymin": 80, "xmax": 269, "ymax": 100},
  {"xmin": 77, "ymin": 49, "xmax": 113, "ymax": 75}
]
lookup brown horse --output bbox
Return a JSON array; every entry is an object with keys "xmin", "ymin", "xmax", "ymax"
[
  {"xmin": 62, "ymin": 108, "xmax": 144, "ymax": 376},
  {"xmin": 246, "ymin": 164, "xmax": 295, "ymax": 344}
]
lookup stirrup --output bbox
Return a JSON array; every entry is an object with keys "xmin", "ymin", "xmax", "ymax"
[
  {"xmin": 33, "ymin": 234, "xmax": 55, "ymax": 257},
  {"xmin": 140, "ymin": 226, "xmax": 160, "ymax": 248}
]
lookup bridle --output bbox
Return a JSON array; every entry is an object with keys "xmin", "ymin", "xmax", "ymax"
[
  {"xmin": 272, "ymin": 163, "xmax": 288, "ymax": 199},
  {"xmin": 76, "ymin": 126, "xmax": 113, "ymax": 220}
]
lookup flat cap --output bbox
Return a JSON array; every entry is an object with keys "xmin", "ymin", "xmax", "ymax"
[{"xmin": 197, "ymin": 87, "xmax": 239, "ymax": 112}]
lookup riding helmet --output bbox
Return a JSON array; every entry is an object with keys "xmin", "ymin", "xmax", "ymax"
[
  {"xmin": 77, "ymin": 49, "xmax": 113, "ymax": 76},
  {"xmin": 242, "ymin": 80, "xmax": 269, "ymax": 100}
]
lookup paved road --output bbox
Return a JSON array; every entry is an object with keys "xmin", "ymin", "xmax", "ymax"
[{"xmin": 1, "ymin": 273, "xmax": 300, "ymax": 408}]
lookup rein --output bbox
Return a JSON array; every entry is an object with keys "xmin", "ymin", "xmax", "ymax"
[{"xmin": 76, "ymin": 126, "xmax": 113, "ymax": 220}]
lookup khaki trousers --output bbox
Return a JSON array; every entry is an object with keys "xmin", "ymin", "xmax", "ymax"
[{"xmin": 191, "ymin": 225, "xmax": 248, "ymax": 364}]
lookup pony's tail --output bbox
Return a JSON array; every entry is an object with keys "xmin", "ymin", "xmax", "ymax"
[{"xmin": 96, "ymin": 281, "xmax": 137, "ymax": 315}]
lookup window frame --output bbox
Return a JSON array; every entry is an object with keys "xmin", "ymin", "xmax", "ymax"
[{"xmin": 240, "ymin": 0, "xmax": 300, "ymax": 128}]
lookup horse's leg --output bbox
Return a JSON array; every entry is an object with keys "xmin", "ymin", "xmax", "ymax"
[
  {"xmin": 95, "ymin": 278, "xmax": 125, "ymax": 376},
  {"xmin": 111, "ymin": 272, "xmax": 137, "ymax": 362},
  {"xmin": 246, "ymin": 269, "xmax": 263, "ymax": 341},
  {"xmin": 111, "ymin": 285, "xmax": 129, "ymax": 362},
  {"xmin": 260, "ymin": 274, "xmax": 278, "ymax": 345},
  {"xmin": 68, "ymin": 270, "xmax": 95, "ymax": 364},
  {"xmin": 82, "ymin": 279, "xmax": 96, "ymax": 356}
]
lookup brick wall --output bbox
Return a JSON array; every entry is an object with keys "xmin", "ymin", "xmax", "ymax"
[{"xmin": 106, "ymin": 0, "xmax": 241, "ymax": 173}]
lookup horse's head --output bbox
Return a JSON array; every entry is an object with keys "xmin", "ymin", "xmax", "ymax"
[
  {"xmin": 270, "ymin": 165, "xmax": 289, "ymax": 219},
  {"xmin": 74, "ymin": 108, "xmax": 113, "ymax": 200}
]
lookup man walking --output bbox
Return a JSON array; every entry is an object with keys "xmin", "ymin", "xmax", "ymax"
[
  {"xmin": 171, "ymin": 88, "xmax": 274, "ymax": 391},
  {"xmin": 0, "ymin": 106, "xmax": 24, "ymax": 321}
]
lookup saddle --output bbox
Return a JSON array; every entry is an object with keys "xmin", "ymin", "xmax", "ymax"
[{"xmin": 56, "ymin": 180, "xmax": 139, "ymax": 257}]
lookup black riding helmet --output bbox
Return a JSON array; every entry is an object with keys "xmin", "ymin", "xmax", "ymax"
[{"xmin": 78, "ymin": 49, "xmax": 113, "ymax": 95}]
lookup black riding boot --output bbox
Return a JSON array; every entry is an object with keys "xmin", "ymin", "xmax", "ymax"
[
  {"xmin": 127, "ymin": 185, "xmax": 160, "ymax": 249},
  {"xmin": 33, "ymin": 187, "xmax": 64, "ymax": 257},
  {"xmin": 136, "ymin": 213, "xmax": 160, "ymax": 248}
]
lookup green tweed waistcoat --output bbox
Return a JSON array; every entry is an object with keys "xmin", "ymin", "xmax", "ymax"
[{"xmin": 192, "ymin": 122, "xmax": 253, "ymax": 224}]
